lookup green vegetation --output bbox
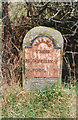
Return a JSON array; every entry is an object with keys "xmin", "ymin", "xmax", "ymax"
[
  {"xmin": 1, "ymin": 2, "xmax": 77, "ymax": 118},
  {"xmin": 2, "ymin": 82, "xmax": 76, "ymax": 118}
]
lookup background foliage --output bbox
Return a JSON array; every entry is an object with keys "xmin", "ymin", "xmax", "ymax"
[{"xmin": 1, "ymin": 1, "xmax": 78, "ymax": 86}]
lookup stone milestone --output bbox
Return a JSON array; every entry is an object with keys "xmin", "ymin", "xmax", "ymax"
[{"xmin": 23, "ymin": 26, "xmax": 63, "ymax": 91}]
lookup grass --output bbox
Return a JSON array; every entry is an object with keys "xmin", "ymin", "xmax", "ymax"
[{"xmin": 1, "ymin": 82, "xmax": 76, "ymax": 118}]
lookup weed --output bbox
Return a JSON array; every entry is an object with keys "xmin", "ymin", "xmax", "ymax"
[{"xmin": 1, "ymin": 82, "xmax": 76, "ymax": 118}]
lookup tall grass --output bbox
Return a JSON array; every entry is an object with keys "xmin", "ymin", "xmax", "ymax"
[{"xmin": 1, "ymin": 82, "xmax": 76, "ymax": 118}]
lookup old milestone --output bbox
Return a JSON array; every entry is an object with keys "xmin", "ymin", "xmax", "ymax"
[{"xmin": 23, "ymin": 26, "xmax": 63, "ymax": 91}]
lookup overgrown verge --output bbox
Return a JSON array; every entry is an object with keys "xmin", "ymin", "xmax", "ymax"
[{"xmin": 1, "ymin": 82, "xmax": 76, "ymax": 118}]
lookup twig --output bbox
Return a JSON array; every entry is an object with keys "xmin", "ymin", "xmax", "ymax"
[
  {"xmin": 33, "ymin": 2, "xmax": 50, "ymax": 8},
  {"xmin": 50, "ymin": 10, "xmax": 60, "ymax": 19},
  {"xmin": 10, "ymin": 38, "xmax": 20, "ymax": 52},
  {"xmin": 65, "ymin": 51, "xmax": 78, "ymax": 54}
]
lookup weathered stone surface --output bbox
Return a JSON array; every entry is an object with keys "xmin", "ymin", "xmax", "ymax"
[
  {"xmin": 23, "ymin": 26, "xmax": 63, "ymax": 51},
  {"xmin": 23, "ymin": 26, "xmax": 64, "ymax": 92}
]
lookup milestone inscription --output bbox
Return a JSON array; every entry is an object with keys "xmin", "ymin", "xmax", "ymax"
[{"xmin": 25, "ymin": 36, "xmax": 61, "ymax": 78}]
